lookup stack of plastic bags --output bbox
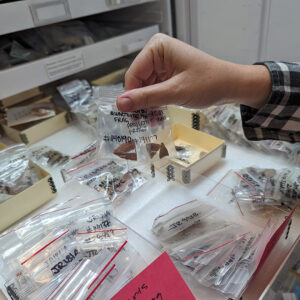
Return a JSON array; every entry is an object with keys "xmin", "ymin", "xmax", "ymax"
[
  {"xmin": 208, "ymin": 166, "xmax": 300, "ymax": 212},
  {"xmin": 152, "ymin": 199, "xmax": 277, "ymax": 299},
  {"xmin": 0, "ymin": 195, "xmax": 147, "ymax": 300}
]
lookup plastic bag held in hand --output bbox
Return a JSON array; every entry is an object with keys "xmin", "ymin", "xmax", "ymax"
[{"xmin": 97, "ymin": 88, "xmax": 176, "ymax": 164}]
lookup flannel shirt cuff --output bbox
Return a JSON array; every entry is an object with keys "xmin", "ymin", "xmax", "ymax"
[{"xmin": 241, "ymin": 61, "xmax": 300, "ymax": 143}]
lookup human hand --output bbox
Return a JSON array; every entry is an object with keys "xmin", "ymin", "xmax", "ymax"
[{"xmin": 116, "ymin": 33, "xmax": 271, "ymax": 112}]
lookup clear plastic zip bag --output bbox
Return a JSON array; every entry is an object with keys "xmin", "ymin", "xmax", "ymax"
[
  {"xmin": 57, "ymin": 79, "xmax": 100, "ymax": 130},
  {"xmin": 0, "ymin": 144, "xmax": 39, "ymax": 203},
  {"xmin": 167, "ymin": 223, "xmax": 244, "ymax": 263},
  {"xmin": 231, "ymin": 167, "xmax": 277, "ymax": 209},
  {"xmin": 44, "ymin": 241, "xmax": 146, "ymax": 300},
  {"xmin": 174, "ymin": 143, "xmax": 204, "ymax": 165},
  {"xmin": 43, "ymin": 257, "xmax": 98, "ymax": 300},
  {"xmin": 216, "ymin": 218, "xmax": 274, "ymax": 298},
  {"xmin": 68, "ymin": 206, "xmax": 115, "ymax": 242},
  {"xmin": 210, "ymin": 167, "xmax": 300, "ymax": 212},
  {"xmin": 152, "ymin": 199, "xmax": 216, "ymax": 241},
  {"xmin": 1, "ymin": 201, "xmax": 111, "ymax": 289},
  {"xmin": 0, "ymin": 230, "xmax": 24, "ymax": 265},
  {"xmin": 47, "ymin": 249, "xmax": 116, "ymax": 300},
  {"xmin": 9, "ymin": 201, "xmax": 78, "ymax": 245},
  {"xmin": 8, "ymin": 252, "xmax": 91, "ymax": 300},
  {"xmin": 17, "ymin": 229, "xmax": 81, "ymax": 284},
  {"xmin": 97, "ymin": 92, "xmax": 176, "ymax": 164},
  {"xmin": 76, "ymin": 229, "xmax": 127, "ymax": 259},
  {"xmin": 216, "ymin": 240, "xmax": 258, "ymax": 297},
  {"xmin": 86, "ymin": 241, "xmax": 147, "ymax": 300},
  {"xmin": 4, "ymin": 199, "xmax": 110, "ymax": 247},
  {"xmin": 57, "ymin": 81, "xmax": 123, "ymax": 130},
  {"xmin": 57, "ymin": 79, "xmax": 92, "ymax": 112},
  {"xmin": 0, "ymin": 217, "xmax": 48, "ymax": 268},
  {"xmin": 170, "ymin": 225, "xmax": 268, "ymax": 298},
  {"xmin": 29, "ymin": 145, "xmax": 70, "ymax": 167},
  {"xmin": 37, "ymin": 202, "xmax": 112, "ymax": 239},
  {"xmin": 271, "ymin": 168, "xmax": 300, "ymax": 208},
  {"xmin": 201, "ymin": 105, "xmax": 272, "ymax": 152},
  {"xmin": 263, "ymin": 140, "xmax": 300, "ymax": 165},
  {"xmin": 3, "ymin": 229, "xmax": 81, "ymax": 299},
  {"xmin": 65, "ymin": 159, "xmax": 147, "ymax": 205},
  {"xmin": 9, "ymin": 40, "xmax": 43, "ymax": 63},
  {"xmin": 61, "ymin": 141, "xmax": 97, "ymax": 182},
  {"xmin": 195, "ymin": 233, "xmax": 258, "ymax": 288},
  {"xmin": 76, "ymin": 220, "xmax": 128, "ymax": 258}
]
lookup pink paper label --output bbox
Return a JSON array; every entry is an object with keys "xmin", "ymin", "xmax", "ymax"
[{"xmin": 111, "ymin": 252, "xmax": 196, "ymax": 300}]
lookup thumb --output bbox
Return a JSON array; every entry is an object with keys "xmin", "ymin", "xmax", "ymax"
[{"xmin": 116, "ymin": 76, "xmax": 181, "ymax": 112}]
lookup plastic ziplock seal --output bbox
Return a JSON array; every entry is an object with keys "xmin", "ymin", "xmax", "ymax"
[{"xmin": 61, "ymin": 141, "xmax": 97, "ymax": 182}]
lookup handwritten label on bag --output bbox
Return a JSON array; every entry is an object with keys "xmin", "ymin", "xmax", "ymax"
[
  {"xmin": 50, "ymin": 248, "xmax": 79, "ymax": 275},
  {"xmin": 111, "ymin": 252, "xmax": 196, "ymax": 300}
]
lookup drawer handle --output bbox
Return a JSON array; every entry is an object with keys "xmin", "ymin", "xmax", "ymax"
[
  {"xmin": 29, "ymin": 0, "xmax": 71, "ymax": 26},
  {"xmin": 107, "ymin": 0, "xmax": 141, "ymax": 7}
]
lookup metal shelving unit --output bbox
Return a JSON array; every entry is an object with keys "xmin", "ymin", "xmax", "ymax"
[
  {"xmin": 0, "ymin": 0, "xmax": 156, "ymax": 35},
  {"xmin": 0, "ymin": 25, "xmax": 159, "ymax": 98}
]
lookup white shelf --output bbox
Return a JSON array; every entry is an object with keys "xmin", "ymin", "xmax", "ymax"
[
  {"xmin": 0, "ymin": 25, "xmax": 159, "ymax": 99},
  {"xmin": 0, "ymin": 0, "xmax": 156, "ymax": 35}
]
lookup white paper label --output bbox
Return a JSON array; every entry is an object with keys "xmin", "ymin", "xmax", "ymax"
[{"xmin": 45, "ymin": 52, "xmax": 84, "ymax": 80}]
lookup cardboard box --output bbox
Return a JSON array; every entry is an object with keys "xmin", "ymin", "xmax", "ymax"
[
  {"xmin": 91, "ymin": 68, "xmax": 127, "ymax": 86},
  {"xmin": 157, "ymin": 124, "xmax": 226, "ymax": 184},
  {"xmin": 0, "ymin": 87, "xmax": 42, "ymax": 109},
  {"xmin": 1, "ymin": 96, "xmax": 69, "ymax": 145},
  {"xmin": 0, "ymin": 161, "xmax": 57, "ymax": 232},
  {"xmin": 167, "ymin": 105, "xmax": 208, "ymax": 131}
]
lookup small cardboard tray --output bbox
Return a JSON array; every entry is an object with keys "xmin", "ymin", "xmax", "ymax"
[
  {"xmin": 157, "ymin": 124, "xmax": 226, "ymax": 184},
  {"xmin": 167, "ymin": 105, "xmax": 208, "ymax": 130},
  {"xmin": 0, "ymin": 96, "xmax": 69, "ymax": 145},
  {"xmin": 0, "ymin": 161, "xmax": 57, "ymax": 232},
  {"xmin": 0, "ymin": 87, "xmax": 42, "ymax": 109}
]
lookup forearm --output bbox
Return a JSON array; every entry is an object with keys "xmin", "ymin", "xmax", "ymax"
[
  {"xmin": 221, "ymin": 63, "xmax": 272, "ymax": 109},
  {"xmin": 238, "ymin": 61, "xmax": 300, "ymax": 143}
]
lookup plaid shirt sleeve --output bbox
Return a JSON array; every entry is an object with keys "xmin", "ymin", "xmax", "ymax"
[{"xmin": 240, "ymin": 61, "xmax": 300, "ymax": 143}]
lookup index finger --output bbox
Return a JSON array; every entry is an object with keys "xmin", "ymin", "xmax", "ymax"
[{"xmin": 125, "ymin": 41, "xmax": 155, "ymax": 90}]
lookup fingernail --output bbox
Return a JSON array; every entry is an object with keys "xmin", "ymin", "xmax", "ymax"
[{"xmin": 117, "ymin": 97, "xmax": 133, "ymax": 111}]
